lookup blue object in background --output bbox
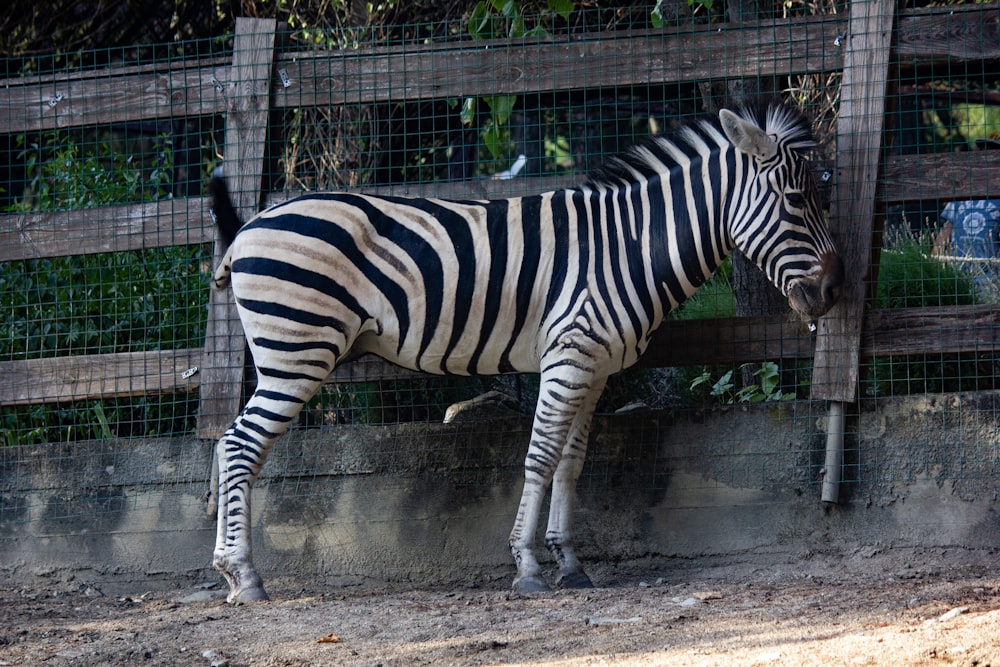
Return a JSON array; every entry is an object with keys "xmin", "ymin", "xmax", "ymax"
[{"xmin": 940, "ymin": 199, "xmax": 1000, "ymax": 285}]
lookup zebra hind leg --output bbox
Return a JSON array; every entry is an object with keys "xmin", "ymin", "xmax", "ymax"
[
  {"xmin": 213, "ymin": 377, "xmax": 324, "ymax": 603},
  {"xmin": 508, "ymin": 368, "xmax": 606, "ymax": 593},
  {"xmin": 545, "ymin": 376, "xmax": 606, "ymax": 589}
]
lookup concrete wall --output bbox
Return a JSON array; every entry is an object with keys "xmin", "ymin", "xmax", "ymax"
[{"xmin": 2, "ymin": 391, "xmax": 999, "ymax": 594}]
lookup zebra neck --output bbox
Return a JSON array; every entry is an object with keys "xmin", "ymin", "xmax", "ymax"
[{"xmin": 636, "ymin": 170, "xmax": 734, "ymax": 316}]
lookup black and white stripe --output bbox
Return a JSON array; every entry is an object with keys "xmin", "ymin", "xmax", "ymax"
[{"xmin": 209, "ymin": 102, "xmax": 844, "ymax": 602}]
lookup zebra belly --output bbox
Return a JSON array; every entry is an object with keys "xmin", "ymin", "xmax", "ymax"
[{"xmin": 351, "ymin": 311, "xmax": 546, "ymax": 377}]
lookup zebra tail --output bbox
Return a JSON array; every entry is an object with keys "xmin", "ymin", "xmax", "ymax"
[
  {"xmin": 208, "ymin": 171, "xmax": 243, "ymax": 291},
  {"xmin": 209, "ymin": 171, "xmax": 243, "ymax": 248}
]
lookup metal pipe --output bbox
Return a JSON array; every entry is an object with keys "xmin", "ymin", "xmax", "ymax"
[{"xmin": 821, "ymin": 401, "xmax": 845, "ymax": 504}]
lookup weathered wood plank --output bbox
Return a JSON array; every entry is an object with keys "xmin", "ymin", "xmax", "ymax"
[
  {"xmin": 656, "ymin": 304, "xmax": 999, "ymax": 365},
  {"xmin": 644, "ymin": 305, "xmax": 1000, "ymax": 368},
  {"xmin": 0, "ymin": 349, "xmax": 200, "ymax": 407},
  {"xmin": 0, "ymin": 304, "xmax": 1000, "ymax": 406},
  {"xmin": 640, "ymin": 316, "xmax": 816, "ymax": 368},
  {"xmin": 862, "ymin": 304, "xmax": 1000, "ymax": 357},
  {"xmin": 895, "ymin": 3, "xmax": 1000, "ymax": 65},
  {"xmin": 0, "ymin": 197, "xmax": 214, "ymax": 262},
  {"xmin": 326, "ymin": 306, "xmax": 1000, "ymax": 381},
  {"xmin": 197, "ymin": 18, "xmax": 278, "ymax": 440},
  {"xmin": 0, "ymin": 60, "xmax": 230, "ymax": 135},
  {"xmin": 1, "ymin": 148, "xmax": 995, "ymax": 265},
  {"xmin": 0, "ymin": 16, "xmax": 843, "ymax": 135},
  {"xmin": 4, "ymin": 305, "xmax": 995, "ymax": 406},
  {"xmin": 2, "ymin": 5, "xmax": 993, "ymax": 137},
  {"xmin": 881, "ymin": 152, "xmax": 1000, "ymax": 204},
  {"xmin": 272, "ymin": 15, "xmax": 845, "ymax": 108},
  {"xmin": 811, "ymin": 0, "xmax": 895, "ymax": 403}
]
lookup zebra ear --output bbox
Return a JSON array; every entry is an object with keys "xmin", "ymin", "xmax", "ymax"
[{"xmin": 719, "ymin": 108, "xmax": 778, "ymax": 162}]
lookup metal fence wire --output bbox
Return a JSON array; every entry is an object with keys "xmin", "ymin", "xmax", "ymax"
[{"xmin": 1, "ymin": 1, "xmax": 999, "ymax": 527}]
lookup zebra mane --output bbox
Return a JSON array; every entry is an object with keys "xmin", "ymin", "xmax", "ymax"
[{"xmin": 583, "ymin": 102, "xmax": 817, "ymax": 189}]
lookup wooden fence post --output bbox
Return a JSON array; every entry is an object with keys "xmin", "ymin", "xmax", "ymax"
[
  {"xmin": 812, "ymin": 0, "xmax": 896, "ymax": 403},
  {"xmin": 197, "ymin": 18, "xmax": 278, "ymax": 439}
]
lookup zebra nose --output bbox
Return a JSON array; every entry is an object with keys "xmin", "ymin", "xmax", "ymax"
[{"xmin": 787, "ymin": 253, "xmax": 844, "ymax": 319}]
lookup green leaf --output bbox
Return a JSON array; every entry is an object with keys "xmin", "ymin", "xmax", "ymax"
[
  {"xmin": 469, "ymin": 1, "xmax": 494, "ymax": 40},
  {"xmin": 710, "ymin": 370, "xmax": 734, "ymax": 398},
  {"xmin": 548, "ymin": 0, "xmax": 574, "ymax": 22},
  {"xmin": 93, "ymin": 402, "xmax": 115, "ymax": 439},
  {"xmin": 509, "ymin": 14, "xmax": 526, "ymax": 38},
  {"xmin": 460, "ymin": 97, "xmax": 477, "ymax": 126},
  {"xmin": 483, "ymin": 94, "xmax": 517, "ymax": 126},
  {"xmin": 483, "ymin": 124, "xmax": 508, "ymax": 159},
  {"xmin": 491, "ymin": 0, "xmax": 517, "ymax": 17},
  {"xmin": 689, "ymin": 369, "xmax": 713, "ymax": 391},
  {"xmin": 756, "ymin": 361, "xmax": 781, "ymax": 398},
  {"xmin": 651, "ymin": 0, "xmax": 665, "ymax": 28}
]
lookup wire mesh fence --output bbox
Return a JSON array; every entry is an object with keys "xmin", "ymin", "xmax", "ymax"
[{"xmin": 1, "ymin": 0, "xmax": 999, "ymax": 542}]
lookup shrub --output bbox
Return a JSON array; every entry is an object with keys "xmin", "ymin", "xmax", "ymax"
[
  {"xmin": 2, "ymin": 131, "xmax": 210, "ymax": 445},
  {"xmin": 865, "ymin": 229, "xmax": 996, "ymax": 397}
]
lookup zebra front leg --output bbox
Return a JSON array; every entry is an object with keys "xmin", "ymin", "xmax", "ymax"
[
  {"xmin": 546, "ymin": 377, "xmax": 605, "ymax": 589},
  {"xmin": 213, "ymin": 382, "xmax": 312, "ymax": 603},
  {"xmin": 508, "ymin": 366, "xmax": 604, "ymax": 592},
  {"xmin": 508, "ymin": 462, "xmax": 553, "ymax": 592}
]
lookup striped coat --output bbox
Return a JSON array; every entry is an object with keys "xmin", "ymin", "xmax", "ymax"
[{"xmin": 209, "ymin": 103, "xmax": 844, "ymax": 602}]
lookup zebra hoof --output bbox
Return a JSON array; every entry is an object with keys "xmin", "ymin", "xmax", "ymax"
[
  {"xmin": 512, "ymin": 575, "xmax": 550, "ymax": 593},
  {"xmin": 556, "ymin": 570, "xmax": 594, "ymax": 589},
  {"xmin": 228, "ymin": 585, "xmax": 270, "ymax": 604}
]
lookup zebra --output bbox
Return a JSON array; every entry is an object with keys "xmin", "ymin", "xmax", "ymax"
[{"xmin": 208, "ymin": 102, "xmax": 844, "ymax": 603}]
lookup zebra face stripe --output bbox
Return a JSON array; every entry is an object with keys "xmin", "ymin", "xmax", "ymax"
[{"xmin": 722, "ymin": 108, "xmax": 842, "ymax": 320}]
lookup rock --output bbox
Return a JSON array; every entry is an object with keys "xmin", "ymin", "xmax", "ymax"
[{"xmin": 444, "ymin": 392, "xmax": 521, "ymax": 424}]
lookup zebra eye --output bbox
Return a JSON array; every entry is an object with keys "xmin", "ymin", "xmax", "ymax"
[{"xmin": 785, "ymin": 192, "xmax": 806, "ymax": 209}]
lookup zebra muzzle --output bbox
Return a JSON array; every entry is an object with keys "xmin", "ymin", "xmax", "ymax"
[{"xmin": 787, "ymin": 252, "xmax": 845, "ymax": 320}]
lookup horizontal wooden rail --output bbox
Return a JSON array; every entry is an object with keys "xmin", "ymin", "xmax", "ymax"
[
  {"xmin": 270, "ymin": 15, "xmax": 845, "ymax": 109},
  {"xmin": 893, "ymin": 3, "xmax": 1000, "ymax": 65},
  {"xmin": 642, "ymin": 304, "xmax": 1000, "ymax": 368},
  {"xmin": 880, "ymin": 152, "xmax": 1000, "ymax": 204},
  {"xmin": 1, "ymin": 148, "xmax": 997, "ymax": 263},
  {"xmin": 0, "ymin": 349, "xmax": 200, "ymax": 407},
  {"xmin": 4, "ymin": 305, "xmax": 996, "ymax": 407},
  {"xmin": 0, "ymin": 197, "xmax": 214, "ymax": 262},
  {"xmin": 2, "ymin": 5, "xmax": 994, "ymax": 136}
]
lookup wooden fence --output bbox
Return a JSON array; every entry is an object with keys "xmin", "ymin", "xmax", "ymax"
[{"xmin": 1, "ymin": 1, "xmax": 998, "ymax": 439}]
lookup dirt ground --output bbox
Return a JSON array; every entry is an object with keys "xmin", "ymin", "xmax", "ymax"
[{"xmin": 3, "ymin": 549, "xmax": 1000, "ymax": 667}]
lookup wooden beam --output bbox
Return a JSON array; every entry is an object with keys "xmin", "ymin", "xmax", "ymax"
[
  {"xmin": 894, "ymin": 3, "xmax": 1000, "ymax": 66},
  {"xmin": 0, "ymin": 197, "xmax": 214, "ymax": 262},
  {"xmin": 197, "ymin": 18, "xmax": 278, "ymax": 440},
  {"xmin": 862, "ymin": 304, "xmax": 1000, "ymax": 357},
  {"xmin": 0, "ymin": 349, "xmax": 200, "ymax": 407},
  {"xmin": 812, "ymin": 0, "xmax": 896, "ymax": 403},
  {"xmin": 640, "ymin": 316, "xmax": 815, "ymax": 369},
  {"xmin": 271, "ymin": 15, "xmax": 845, "ymax": 108},
  {"xmin": 1, "ymin": 148, "xmax": 996, "ymax": 265},
  {"xmin": 1, "ymin": 5, "xmax": 993, "ymax": 137},
  {"xmin": 880, "ymin": 152, "xmax": 1000, "ymax": 204},
  {"xmin": 3, "ymin": 305, "xmax": 995, "ymax": 407},
  {"xmin": 0, "ymin": 58, "xmax": 230, "ymax": 135}
]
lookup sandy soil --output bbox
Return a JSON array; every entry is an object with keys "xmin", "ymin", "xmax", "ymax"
[{"xmin": 3, "ymin": 550, "xmax": 999, "ymax": 667}]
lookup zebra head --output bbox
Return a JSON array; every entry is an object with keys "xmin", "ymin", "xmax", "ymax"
[{"xmin": 719, "ymin": 105, "xmax": 844, "ymax": 321}]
